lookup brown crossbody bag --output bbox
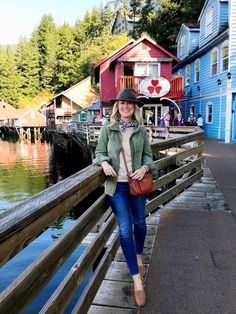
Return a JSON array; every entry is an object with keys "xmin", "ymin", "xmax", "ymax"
[{"xmin": 119, "ymin": 135, "xmax": 155, "ymax": 196}]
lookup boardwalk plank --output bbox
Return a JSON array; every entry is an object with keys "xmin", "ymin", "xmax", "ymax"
[
  {"xmin": 88, "ymin": 305, "xmax": 138, "ymax": 314},
  {"xmin": 115, "ymin": 247, "xmax": 152, "ymax": 264},
  {"xmin": 90, "ymin": 160, "xmax": 230, "ymax": 313},
  {"xmin": 105, "ymin": 261, "xmax": 148, "ymax": 282},
  {"xmin": 92, "ymin": 280, "xmax": 137, "ymax": 309}
]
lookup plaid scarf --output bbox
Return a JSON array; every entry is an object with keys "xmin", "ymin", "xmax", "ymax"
[{"xmin": 119, "ymin": 119, "xmax": 137, "ymax": 132}]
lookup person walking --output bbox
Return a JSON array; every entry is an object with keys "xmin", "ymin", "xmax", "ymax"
[
  {"xmin": 197, "ymin": 114, "xmax": 204, "ymax": 129},
  {"xmin": 94, "ymin": 88, "xmax": 158, "ymax": 307}
]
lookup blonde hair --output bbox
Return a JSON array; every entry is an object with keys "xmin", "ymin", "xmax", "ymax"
[{"xmin": 110, "ymin": 101, "xmax": 143, "ymax": 125}]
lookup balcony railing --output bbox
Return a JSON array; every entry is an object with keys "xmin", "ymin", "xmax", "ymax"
[{"xmin": 117, "ymin": 75, "xmax": 184, "ymax": 99}]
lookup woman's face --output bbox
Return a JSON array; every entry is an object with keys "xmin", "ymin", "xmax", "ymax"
[{"xmin": 118, "ymin": 101, "xmax": 135, "ymax": 122}]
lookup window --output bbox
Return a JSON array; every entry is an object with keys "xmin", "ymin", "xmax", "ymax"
[
  {"xmin": 135, "ymin": 63, "xmax": 160, "ymax": 77},
  {"xmin": 205, "ymin": 8, "xmax": 213, "ymax": 37},
  {"xmin": 180, "ymin": 34, "xmax": 186, "ymax": 56},
  {"xmin": 194, "ymin": 59, "xmax": 200, "ymax": 82},
  {"xmin": 221, "ymin": 41, "xmax": 229, "ymax": 72},
  {"xmin": 206, "ymin": 103, "xmax": 213, "ymax": 123},
  {"xmin": 190, "ymin": 105, "xmax": 195, "ymax": 116},
  {"xmin": 178, "ymin": 69, "xmax": 183, "ymax": 76},
  {"xmin": 185, "ymin": 65, "xmax": 190, "ymax": 86},
  {"xmin": 211, "ymin": 48, "xmax": 218, "ymax": 76}
]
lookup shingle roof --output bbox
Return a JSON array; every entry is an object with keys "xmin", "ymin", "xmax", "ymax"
[
  {"xmin": 184, "ymin": 23, "xmax": 200, "ymax": 30},
  {"xmin": 83, "ymin": 100, "xmax": 100, "ymax": 111}
]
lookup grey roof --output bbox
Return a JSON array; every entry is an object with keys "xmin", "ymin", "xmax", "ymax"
[
  {"xmin": 184, "ymin": 23, "xmax": 200, "ymax": 30},
  {"xmin": 84, "ymin": 100, "xmax": 100, "ymax": 112}
]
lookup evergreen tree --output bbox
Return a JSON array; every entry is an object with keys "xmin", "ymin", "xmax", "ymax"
[
  {"xmin": 55, "ymin": 23, "xmax": 78, "ymax": 92},
  {"xmin": 145, "ymin": 0, "xmax": 205, "ymax": 54},
  {"xmin": 0, "ymin": 48, "xmax": 21, "ymax": 106},
  {"xmin": 129, "ymin": 0, "xmax": 144, "ymax": 38},
  {"xmin": 15, "ymin": 37, "xmax": 40, "ymax": 98},
  {"xmin": 136, "ymin": 0, "xmax": 156, "ymax": 38},
  {"xmin": 74, "ymin": 5, "xmax": 129, "ymax": 84},
  {"xmin": 32, "ymin": 15, "xmax": 59, "ymax": 92}
]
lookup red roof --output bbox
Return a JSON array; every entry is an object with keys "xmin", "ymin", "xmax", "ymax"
[{"xmin": 94, "ymin": 36, "xmax": 179, "ymax": 70}]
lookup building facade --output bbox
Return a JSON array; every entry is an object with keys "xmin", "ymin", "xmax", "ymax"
[
  {"xmin": 173, "ymin": 0, "xmax": 236, "ymax": 142},
  {"xmin": 111, "ymin": 12, "xmax": 138, "ymax": 36},
  {"xmin": 46, "ymin": 77, "xmax": 99, "ymax": 129},
  {"xmin": 94, "ymin": 36, "xmax": 184, "ymax": 126}
]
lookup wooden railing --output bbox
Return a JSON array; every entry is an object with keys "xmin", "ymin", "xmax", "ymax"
[
  {"xmin": 117, "ymin": 75, "xmax": 184, "ymax": 99},
  {"xmin": 57, "ymin": 121, "xmax": 198, "ymax": 146},
  {"xmin": 0, "ymin": 128, "xmax": 204, "ymax": 313}
]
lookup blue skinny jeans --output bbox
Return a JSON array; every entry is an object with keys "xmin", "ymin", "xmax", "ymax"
[{"xmin": 107, "ymin": 182, "xmax": 147, "ymax": 276}]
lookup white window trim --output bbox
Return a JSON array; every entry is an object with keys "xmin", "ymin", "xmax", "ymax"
[
  {"xmin": 180, "ymin": 34, "xmax": 186, "ymax": 56},
  {"xmin": 221, "ymin": 40, "xmax": 229, "ymax": 73},
  {"xmin": 194, "ymin": 59, "xmax": 200, "ymax": 83},
  {"xmin": 134, "ymin": 62, "xmax": 160, "ymax": 77},
  {"xmin": 206, "ymin": 102, "xmax": 213, "ymax": 124},
  {"xmin": 211, "ymin": 48, "xmax": 218, "ymax": 76},
  {"xmin": 185, "ymin": 65, "xmax": 190, "ymax": 86},
  {"xmin": 205, "ymin": 8, "xmax": 213, "ymax": 38}
]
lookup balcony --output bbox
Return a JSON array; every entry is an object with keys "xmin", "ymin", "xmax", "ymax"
[
  {"xmin": 117, "ymin": 76, "xmax": 184, "ymax": 100},
  {"xmin": 56, "ymin": 108, "xmax": 74, "ymax": 116}
]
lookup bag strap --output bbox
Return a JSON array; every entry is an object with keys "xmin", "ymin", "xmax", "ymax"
[{"xmin": 117, "ymin": 133, "xmax": 130, "ymax": 179}]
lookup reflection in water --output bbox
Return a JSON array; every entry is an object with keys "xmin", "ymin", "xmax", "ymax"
[
  {"xmin": 0, "ymin": 139, "xmax": 85, "ymax": 211},
  {"xmin": 0, "ymin": 138, "xmax": 92, "ymax": 312}
]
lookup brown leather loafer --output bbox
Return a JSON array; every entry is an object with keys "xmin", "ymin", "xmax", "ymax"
[
  {"xmin": 139, "ymin": 265, "xmax": 145, "ymax": 281},
  {"xmin": 134, "ymin": 289, "xmax": 146, "ymax": 307}
]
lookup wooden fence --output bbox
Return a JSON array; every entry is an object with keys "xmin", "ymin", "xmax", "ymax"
[
  {"xmin": 56, "ymin": 121, "xmax": 198, "ymax": 145},
  {"xmin": 0, "ymin": 128, "xmax": 204, "ymax": 313}
]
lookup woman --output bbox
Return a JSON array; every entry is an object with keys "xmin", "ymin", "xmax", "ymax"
[
  {"xmin": 160, "ymin": 111, "xmax": 171, "ymax": 127},
  {"xmin": 94, "ymin": 88, "xmax": 158, "ymax": 307}
]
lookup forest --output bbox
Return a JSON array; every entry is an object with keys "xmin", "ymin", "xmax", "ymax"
[{"xmin": 0, "ymin": 0, "xmax": 205, "ymax": 108}]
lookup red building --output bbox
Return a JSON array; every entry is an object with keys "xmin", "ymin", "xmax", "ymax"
[{"xmin": 94, "ymin": 36, "xmax": 184, "ymax": 125}]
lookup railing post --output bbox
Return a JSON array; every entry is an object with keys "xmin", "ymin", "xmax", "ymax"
[
  {"xmin": 197, "ymin": 135, "xmax": 203, "ymax": 172},
  {"xmin": 86, "ymin": 124, "xmax": 90, "ymax": 145}
]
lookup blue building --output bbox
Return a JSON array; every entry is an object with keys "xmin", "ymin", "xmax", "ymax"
[{"xmin": 173, "ymin": 0, "xmax": 236, "ymax": 142}]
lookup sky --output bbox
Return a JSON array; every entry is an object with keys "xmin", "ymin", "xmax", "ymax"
[{"xmin": 0, "ymin": 0, "xmax": 107, "ymax": 46}]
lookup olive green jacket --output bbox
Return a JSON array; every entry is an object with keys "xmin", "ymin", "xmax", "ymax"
[{"xmin": 94, "ymin": 122, "xmax": 158, "ymax": 196}]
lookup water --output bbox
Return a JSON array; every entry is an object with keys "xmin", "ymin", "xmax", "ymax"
[
  {"xmin": 0, "ymin": 139, "xmax": 85, "ymax": 211},
  {"xmin": 0, "ymin": 138, "xmax": 91, "ymax": 312}
]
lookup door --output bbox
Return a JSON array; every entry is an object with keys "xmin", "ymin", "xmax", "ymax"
[{"xmin": 143, "ymin": 104, "xmax": 162, "ymax": 126}]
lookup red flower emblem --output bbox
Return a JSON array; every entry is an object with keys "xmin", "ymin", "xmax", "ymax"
[{"xmin": 147, "ymin": 79, "xmax": 162, "ymax": 94}]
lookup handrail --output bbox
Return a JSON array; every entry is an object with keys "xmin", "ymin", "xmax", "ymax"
[
  {"xmin": 0, "ymin": 128, "xmax": 204, "ymax": 313},
  {"xmin": 117, "ymin": 75, "xmax": 184, "ymax": 99},
  {"xmin": 62, "ymin": 122, "xmax": 199, "ymax": 145}
]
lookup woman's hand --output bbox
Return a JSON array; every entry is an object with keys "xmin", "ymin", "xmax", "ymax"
[
  {"xmin": 130, "ymin": 166, "xmax": 147, "ymax": 180},
  {"xmin": 101, "ymin": 161, "xmax": 117, "ymax": 177}
]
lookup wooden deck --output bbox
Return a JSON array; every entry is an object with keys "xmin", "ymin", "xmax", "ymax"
[
  {"xmin": 0, "ymin": 129, "xmax": 205, "ymax": 313},
  {"xmin": 88, "ymin": 160, "xmax": 229, "ymax": 313}
]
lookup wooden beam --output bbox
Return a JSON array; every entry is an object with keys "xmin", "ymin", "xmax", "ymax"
[
  {"xmin": 155, "ymin": 158, "xmax": 202, "ymax": 190},
  {"xmin": 155, "ymin": 145, "xmax": 204, "ymax": 170},
  {"xmin": 71, "ymin": 235, "xmax": 120, "ymax": 314},
  {"xmin": 0, "ymin": 196, "xmax": 110, "ymax": 313},
  {"xmin": 146, "ymin": 170, "xmax": 203, "ymax": 213},
  {"xmin": 0, "ymin": 165, "xmax": 105, "ymax": 266},
  {"xmin": 40, "ymin": 214, "xmax": 116, "ymax": 313}
]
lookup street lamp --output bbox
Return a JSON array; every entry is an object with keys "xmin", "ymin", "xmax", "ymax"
[{"xmin": 227, "ymin": 72, "xmax": 232, "ymax": 80}]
